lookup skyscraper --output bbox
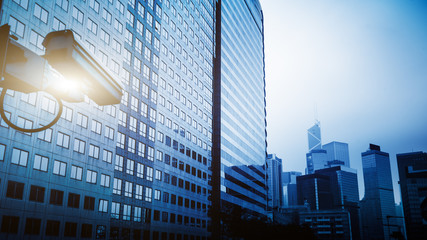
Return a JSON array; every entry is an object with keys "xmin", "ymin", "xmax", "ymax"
[
  {"xmin": 307, "ymin": 121, "xmax": 321, "ymax": 152},
  {"xmin": 360, "ymin": 144, "xmax": 395, "ymax": 240},
  {"xmin": 266, "ymin": 154, "xmax": 283, "ymax": 210},
  {"xmin": 316, "ymin": 166, "xmax": 361, "ymax": 240},
  {"xmin": 397, "ymin": 151, "xmax": 427, "ymax": 240},
  {"xmin": 1, "ymin": 0, "xmax": 214, "ymax": 239},
  {"xmin": 323, "ymin": 141, "xmax": 350, "ymax": 167},
  {"xmin": 212, "ymin": 0, "xmax": 267, "ymax": 238},
  {"xmin": 282, "ymin": 171, "xmax": 301, "ymax": 207},
  {"xmin": 306, "ymin": 149, "xmax": 327, "ymax": 174}
]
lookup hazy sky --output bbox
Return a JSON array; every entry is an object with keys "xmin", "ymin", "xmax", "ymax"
[{"xmin": 261, "ymin": 0, "xmax": 427, "ymax": 202}]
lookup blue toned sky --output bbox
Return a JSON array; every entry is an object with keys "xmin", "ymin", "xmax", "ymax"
[{"xmin": 261, "ymin": 0, "xmax": 427, "ymax": 202}]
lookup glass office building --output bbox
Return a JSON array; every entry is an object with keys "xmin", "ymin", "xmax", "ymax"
[
  {"xmin": 397, "ymin": 151, "xmax": 427, "ymax": 240},
  {"xmin": 0, "ymin": 0, "xmax": 214, "ymax": 239},
  {"xmin": 360, "ymin": 144, "xmax": 395, "ymax": 240},
  {"xmin": 212, "ymin": 0, "xmax": 267, "ymax": 237}
]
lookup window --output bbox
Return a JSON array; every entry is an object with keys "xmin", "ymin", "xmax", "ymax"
[
  {"xmin": 88, "ymin": 144, "xmax": 100, "ymax": 159},
  {"xmin": 53, "ymin": 160, "xmax": 66, "ymax": 176},
  {"xmin": 147, "ymin": 147, "xmax": 154, "ymax": 161},
  {"xmin": 136, "ymin": 163, "xmax": 144, "ymax": 178},
  {"xmin": 100, "ymin": 29, "xmax": 110, "ymax": 44},
  {"xmin": 114, "ymin": 18, "xmax": 123, "ymax": 33},
  {"xmin": 102, "ymin": 8, "xmax": 112, "ymax": 24},
  {"xmin": 154, "ymin": 190, "xmax": 161, "ymax": 201},
  {"xmin": 57, "ymin": 132, "xmax": 70, "ymax": 148},
  {"xmin": 32, "ymin": 155, "xmax": 48, "ymax": 172},
  {"xmin": 148, "ymin": 127, "xmax": 155, "ymax": 142},
  {"xmin": 56, "ymin": 0, "xmax": 69, "ymax": 11},
  {"xmin": 134, "ymin": 207, "xmax": 142, "ymax": 222},
  {"xmin": 146, "ymin": 166, "xmax": 153, "ymax": 181},
  {"xmin": 84, "ymin": 196, "xmax": 95, "ymax": 210},
  {"xmin": 100, "ymin": 174, "xmax": 110, "ymax": 188},
  {"xmin": 102, "ymin": 150, "xmax": 113, "ymax": 163},
  {"xmin": 70, "ymin": 165, "xmax": 83, "ymax": 180},
  {"xmin": 81, "ymin": 224, "xmax": 92, "ymax": 238},
  {"xmin": 49, "ymin": 189, "xmax": 63, "ymax": 205},
  {"xmin": 24, "ymin": 218, "xmax": 41, "ymax": 235},
  {"xmin": 124, "ymin": 181, "xmax": 132, "ymax": 197},
  {"xmin": 126, "ymin": 159, "xmax": 134, "ymax": 175},
  {"xmin": 113, "ymin": 178, "xmax": 122, "ymax": 195},
  {"xmin": 76, "ymin": 113, "xmax": 88, "ymax": 128},
  {"xmin": 123, "ymin": 204, "xmax": 131, "ymax": 221},
  {"xmin": 156, "ymin": 150, "xmax": 163, "ymax": 162},
  {"xmin": 67, "ymin": 193, "xmax": 80, "ymax": 208},
  {"xmin": 61, "ymin": 106, "xmax": 73, "ymax": 121},
  {"xmin": 72, "ymin": 6, "xmax": 84, "ymax": 24},
  {"xmin": 141, "ymin": 102, "xmax": 148, "ymax": 117},
  {"xmin": 17, "ymin": 116, "xmax": 33, "ymax": 134},
  {"xmin": 105, "ymin": 126, "xmax": 114, "ymax": 140},
  {"xmin": 149, "ymin": 108, "xmax": 156, "ymax": 122},
  {"xmin": 0, "ymin": 144, "xmax": 5, "ymax": 161},
  {"xmin": 89, "ymin": 0, "xmax": 100, "ymax": 13},
  {"xmin": 91, "ymin": 120, "xmax": 102, "ymax": 134},
  {"xmin": 131, "ymin": 96, "xmax": 138, "ymax": 112},
  {"xmin": 64, "ymin": 222, "xmax": 77, "ymax": 237},
  {"xmin": 155, "ymin": 170, "xmax": 162, "ymax": 181},
  {"xmin": 117, "ymin": 132, "xmax": 125, "ymax": 149},
  {"xmin": 34, "ymin": 4, "xmax": 48, "ymax": 23},
  {"xmin": 111, "ymin": 202, "xmax": 120, "ymax": 219},
  {"xmin": 145, "ymin": 187, "xmax": 152, "ymax": 202},
  {"xmin": 1, "ymin": 216, "xmax": 19, "ymax": 234},
  {"xmin": 139, "ymin": 122, "xmax": 147, "ymax": 137},
  {"xmin": 115, "ymin": 155, "xmax": 124, "ymax": 171},
  {"xmin": 29, "ymin": 185, "xmax": 45, "ymax": 203},
  {"xmin": 45, "ymin": 220, "xmax": 60, "ymax": 236},
  {"xmin": 86, "ymin": 170, "xmax": 97, "ymax": 184},
  {"xmin": 73, "ymin": 138, "xmax": 85, "ymax": 154},
  {"xmin": 11, "ymin": 148, "xmax": 28, "ymax": 166},
  {"xmin": 6, "ymin": 181, "xmax": 24, "ymax": 199},
  {"xmin": 9, "ymin": 16, "xmax": 25, "ymax": 38},
  {"xmin": 87, "ymin": 18, "xmax": 98, "ymax": 34},
  {"xmin": 135, "ymin": 184, "xmax": 143, "ymax": 200},
  {"xmin": 129, "ymin": 117, "xmax": 137, "ymax": 132},
  {"xmin": 99, "ymin": 199, "xmax": 108, "ymax": 212}
]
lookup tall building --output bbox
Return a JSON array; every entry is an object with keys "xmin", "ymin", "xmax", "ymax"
[
  {"xmin": 306, "ymin": 149, "xmax": 327, "ymax": 174},
  {"xmin": 211, "ymin": 0, "xmax": 267, "ymax": 238},
  {"xmin": 307, "ymin": 121, "xmax": 321, "ymax": 152},
  {"xmin": 0, "ymin": 0, "xmax": 214, "ymax": 239},
  {"xmin": 266, "ymin": 154, "xmax": 283, "ymax": 210},
  {"xmin": 282, "ymin": 171, "xmax": 301, "ymax": 207},
  {"xmin": 360, "ymin": 144, "xmax": 395, "ymax": 240},
  {"xmin": 297, "ymin": 173, "xmax": 333, "ymax": 210},
  {"xmin": 397, "ymin": 151, "xmax": 427, "ymax": 240},
  {"xmin": 316, "ymin": 166, "xmax": 361, "ymax": 240},
  {"xmin": 323, "ymin": 141, "xmax": 350, "ymax": 168}
]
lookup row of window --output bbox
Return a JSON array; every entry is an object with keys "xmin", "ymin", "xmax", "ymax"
[{"xmin": 1, "ymin": 215, "xmax": 208, "ymax": 240}]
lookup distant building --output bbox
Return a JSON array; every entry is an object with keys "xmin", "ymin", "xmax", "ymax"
[
  {"xmin": 300, "ymin": 210, "xmax": 352, "ymax": 240},
  {"xmin": 323, "ymin": 141, "xmax": 350, "ymax": 168},
  {"xmin": 266, "ymin": 154, "xmax": 283, "ymax": 210},
  {"xmin": 306, "ymin": 149, "xmax": 328, "ymax": 174},
  {"xmin": 360, "ymin": 144, "xmax": 395, "ymax": 240},
  {"xmin": 297, "ymin": 173, "xmax": 333, "ymax": 210},
  {"xmin": 397, "ymin": 151, "xmax": 427, "ymax": 240},
  {"xmin": 316, "ymin": 166, "xmax": 361, "ymax": 240},
  {"xmin": 307, "ymin": 121, "xmax": 321, "ymax": 152},
  {"xmin": 282, "ymin": 171, "xmax": 301, "ymax": 207}
]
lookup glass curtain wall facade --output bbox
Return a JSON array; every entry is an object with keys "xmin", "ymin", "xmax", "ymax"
[
  {"xmin": 397, "ymin": 151, "xmax": 427, "ymax": 240},
  {"xmin": 212, "ymin": 0, "xmax": 267, "ymax": 238},
  {"xmin": 0, "ymin": 0, "xmax": 214, "ymax": 239},
  {"xmin": 360, "ymin": 144, "xmax": 395, "ymax": 240}
]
